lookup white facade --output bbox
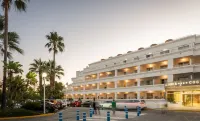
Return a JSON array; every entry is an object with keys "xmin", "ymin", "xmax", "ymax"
[{"xmin": 65, "ymin": 35, "xmax": 200, "ymax": 109}]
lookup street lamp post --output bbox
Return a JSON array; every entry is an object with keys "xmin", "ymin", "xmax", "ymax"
[{"xmin": 42, "ymin": 73, "xmax": 47, "ymax": 114}]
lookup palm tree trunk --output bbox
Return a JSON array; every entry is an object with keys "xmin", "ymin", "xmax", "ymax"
[
  {"xmin": 39, "ymin": 72, "xmax": 42, "ymax": 96},
  {"xmin": 53, "ymin": 50, "xmax": 55, "ymax": 88},
  {"xmin": 2, "ymin": 0, "xmax": 9, "ymax": 110}
]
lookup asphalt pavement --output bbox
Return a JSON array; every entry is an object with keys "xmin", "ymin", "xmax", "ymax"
[{"xmin": 4, "ymin": 107, "xmax": 200, "ymax": 121}]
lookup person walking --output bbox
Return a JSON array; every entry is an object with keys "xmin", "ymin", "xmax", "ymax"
[
  {"xmin": 112, "ymin": 99, "xmax": 116, "ymax": 115},
  {"xmin": 93, "ymin": 98, "xmax": 97, "ymax": 114}
]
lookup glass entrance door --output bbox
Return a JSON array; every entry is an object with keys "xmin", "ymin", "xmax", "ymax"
[
  {"xmin": 193, "ymin": 94, "xmax": 200, "ymax": 107},
  {"xmin": 183, "ymin": 94, "xmax": 192, "ymax": 107}
]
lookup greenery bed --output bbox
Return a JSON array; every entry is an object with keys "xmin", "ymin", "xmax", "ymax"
[{"xmin": 0, "ymin": 108, "xmax": 40, "ymax": 117}]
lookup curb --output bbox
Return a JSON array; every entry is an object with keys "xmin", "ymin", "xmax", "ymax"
[{"xmin": 0, "ymin": 113, "xmax": 54, "ymax": 120}]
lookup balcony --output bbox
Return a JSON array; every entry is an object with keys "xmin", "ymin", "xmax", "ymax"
[
  {"xmin": 99, "ymin": 70, "xmax": 115, "ymax": 79},
  {"xmin": 99, "ymin": 82, "xmax": 115, "ymax": 89},
  {"xmin": 117, "ymin": 79, "xmax": 137, "ymax": 88},
  {"xmin": 117, "ymin": 92, "xmax": 137, "ymax": 99},
  {"xmin": 140, "ymin": 91, "xmax": 165, "ymax": 99},
  {"xmin": 140, "ymin": 60, "xmax": 168, "ymax": 72},
  {"xmin": 85, "ymin": 84, "xmax": 97, "ymax": 90},
  {"xmin": 117, "ymin": 66, "xmax": 137, "ymax": 76},
  {"xmin": 85, "ymin": 74, "xmax": 97, "ymax": 81}
]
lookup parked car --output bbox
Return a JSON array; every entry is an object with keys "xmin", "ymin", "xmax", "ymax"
[
  {"xmin": 81, "ymin": 100, "xmax": 93, "ymax": 107},
  {"xmin": 40, "ymin": 101, "xmax": 57, "ymax": 113},
  {"xmin": 100, "ymin": 101, "xmax": 112, "ymax": 108},
  {"xmin": 74, "ymin": 101, "xmax": 82, "ymax": 107},
  {"xmin": 116, "ymin": 100, "xmax": 146, "ymax": 110}
]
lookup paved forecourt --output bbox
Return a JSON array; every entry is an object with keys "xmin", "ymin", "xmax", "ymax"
[{"xmin": 5, "ymin": 107, "xmax": 200, "ymax": 121}]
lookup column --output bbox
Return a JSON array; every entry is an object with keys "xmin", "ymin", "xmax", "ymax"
[
  {"xmin": 168, "ymin": 58, "xmax": 174, "ymax": 68},
  {"xmin": 153, "ymin": 78, "xmax": 155, "ymax": 85},
  {"xmin": 115, "ymin": 69, "xmax": 118, "ymax": 76},
  {"xmin": 190, "ymin": 73, "xmax": 193, "ymax": 80},
  {"xmin": 137, "ymin": 91, "xmax": 140, "ymax": 99},
  {"xmin": 115, "ymin": 92, "xmax": 117, "ymax": 100},
  {"xmin": 97, "ymin": 83, "xmax": 99, "ymax": 90},
  {"xmin": 137, "ymin": 79, "xmax": 140, "ymax": 86},
  {"xmin": 137, "ymin": 65, "xmax": 140, "ymax": 73},
  {"xmin": 190, "ymin": 57, "xmax": 193, "ymax": 65},
  {"xmin": 97, "ymin": 73, "xmax": 99, "ymax": 79},
  {"xmin": 83, "ymin": 94, "xmax": 85, "ymax": 99},
  {"xmin": 83, "ymin": 85, "xmax": 85, "ymax": 90},
  {"xmin": 167, "ymin": 74, "xmax": 173, "ymax": 82},
  {"xmin": 115, "ymin": 81, "xmax": 117, "ymax": 88}
]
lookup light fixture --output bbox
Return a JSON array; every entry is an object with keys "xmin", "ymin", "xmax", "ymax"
[
  {"xmin": 124, "ymin": 68, "xmax": 129, "ymax": 72},
  {"xmin": 149, "ymin": 64, "xmax": 153, "ymax": 67},
  {"xmin": 162, "ymin": 61, "xmax": 168, "ymax": 65},
  {"xmin": 181, "ymin": 58, "xmax": 187, "ymax": 62},
  {"xmin": 86, "ymin": 85, "xmax": 89, "ymax": 87},
  {"xmin": 125, "ymin": 80, "xmax": 129, "ymax": 83},
  {"xmin": 148, "ymin": 90, "xmax": 153, "ymax": 93},
  {"xmin": 92, "ymin": 75, "xmax": 96, "ymax": 78},
  {"xmin": 106, "ymin": 72, "xmax": 111, "ymax": 75},
  {"xmin": 92, "ymin": 84, "xmax": 96, "ymax": 86},
  {"xmin": 107, "ymin": 82, "xmax": 110, "ymax": 84},
  {"xmin": 100, "ymin": 73, "xmax": 103, "ymax": 76},
  {"xmin": 162, "ymin": 75, "xmax": 168, "ymax": 79}
]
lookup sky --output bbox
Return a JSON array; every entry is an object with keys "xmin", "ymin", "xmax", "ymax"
[{"xmin": 1, "ymin": 0, "xmax": 200, "ymax": 84}]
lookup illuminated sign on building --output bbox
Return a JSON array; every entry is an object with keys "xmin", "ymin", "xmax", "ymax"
[{"xmin": 166, "ymin": 80, "xmax": 200, "ymax": 87}]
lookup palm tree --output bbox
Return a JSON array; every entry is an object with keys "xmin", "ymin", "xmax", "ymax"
[
  {"xmin": 26, "ymin": 71, "xmax": 37, "ymax": 90},
  {"xmin": 1, "ymin": 0, "xmax": 29, "ymax": 109},
  {"xmin": 0, "ymin": 32, "xmax": 24, "ymax": 59},
  {"xmin": 45, "ymin": 32, "xmax": 65, "ymax": 88},
  {"xmin": 5, "ymin": 61, "xmax": 23, "ymax": 103},
  {"xmin": 46, "ymin": 60, "xmax": 64, "ymax": 84},
  {"xmin": 29, "ymin": 59, "xmax": 46, "ymax": 95},
  {"xmin": 6, "ymin": 61, "xmax": 23, "ymax": 79}
]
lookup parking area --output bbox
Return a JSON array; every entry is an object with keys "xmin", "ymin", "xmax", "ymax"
[{"xmin": 6, "ymin": 107, "xmax": 200, "ymax": 121}]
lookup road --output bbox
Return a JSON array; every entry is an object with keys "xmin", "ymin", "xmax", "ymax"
[{"xmin": 6, "ymin": 107, "xmax": 200, "ymax": 121}]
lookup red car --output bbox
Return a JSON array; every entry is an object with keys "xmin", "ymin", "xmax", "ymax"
[{"xmin": 74, "ymin": 101, "xmax": 82, "ymax": 107}]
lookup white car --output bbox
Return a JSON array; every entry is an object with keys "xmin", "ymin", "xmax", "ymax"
[
  {"xmin": 100, "ymin": 101, "xmax": 112, "ymax": 108},
  {"xmin": 116, "ymin": 100, "xmax": 146, "ymax": 110}
]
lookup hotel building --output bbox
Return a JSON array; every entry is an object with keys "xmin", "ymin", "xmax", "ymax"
[{"xmin": 65, "ymin": 35, "xmax": 200, "ymax": 109}]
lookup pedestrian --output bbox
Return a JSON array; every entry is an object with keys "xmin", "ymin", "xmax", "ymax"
[
  {"xmin": 96, "ymin": 101, "xmax": 101, "ymax": 115},
  {"xmin": 93, "ymin": 98, "xmax": 97, "ymax": 114},
  {"xmin": 112, "ymin": 99, "xmax": 116, "ymax": 115}
]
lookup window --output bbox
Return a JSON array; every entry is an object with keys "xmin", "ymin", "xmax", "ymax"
[
  {"xmin": 124, "ymin": 72, "xmax": 127, "ymax": 75},
  {"xmin": 147, "ymin": 93, "xmax": 153, "ymax": 99},
  {"xmin": 161, "ymin": 79, "xmax": 167, "ymax": 84},
  {"xmin": 160, "ymin": 65, "xmax": 168, "ymax": 69},
  {"xmin": 134, "ymin": 57, "xmax": 139, "ymax": 60},
  {"xmin": 147, "ymin": 67, "xmax": 153, "ymax": 71},
  {"xmin": 114, "ymin": 63, "xmax": 116, "ymax": 65},
  {"xmin": 134, "ymin": 82, "xmax": 137, "ymax": 86},
  {"xmin": 160, "ymin": 50, "xmax": 170, "ymax": 54},
  {"xmin": 146, "ymin": 54, "xmax": 153, "ymax": 58},
  {"xmin": 123, "ymin": 60, "xmax": 127, "ymax": 63},
  {"xmin": 178, "ymin": 44, "xmax": 189, "ymax": 50},
  {"xmin": 105, "ymin": 65, "xmax": 107, "ymax": 67},
  {"xmin": 134, "ymin": 70, "xmax": 137, "ymax": 73},
  {"xmin": 178, "ymin": 62, "xmax": 189, "ymax": 66}
]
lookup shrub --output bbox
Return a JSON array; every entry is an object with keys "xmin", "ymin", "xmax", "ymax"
[
  {"xmin": 0, "ymin": 108, "xmax": 40, "ymax": 117},
  {"xmin": 22, "ymin": 101, "xmax": 41, "ymax": 111}
]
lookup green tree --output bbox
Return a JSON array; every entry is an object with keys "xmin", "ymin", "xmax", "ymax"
[
  {"xmin": 25, "ymin": 71, "xmax": 37, "ymax": 89},
  {"xmin": 46, "ymin": 60, "xmax": 64, "ymax": 82},
  {"xmin": 1, "ymin": 0, "xmax": 29, "ymax": 110},
  {"xmin": 43, "ymin": 81, "xmax": 65, "ymax": 99},
  {"xmin": 45, "ymin": 32, "xmax": 65, "ymax": 88},
  {"xmin": 29, "ymin": 59, "xmax": 46, "ymax": 96},
  {"xmin": 0, "ymin": 32, "xmax": 24, "ymax": 59}
]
